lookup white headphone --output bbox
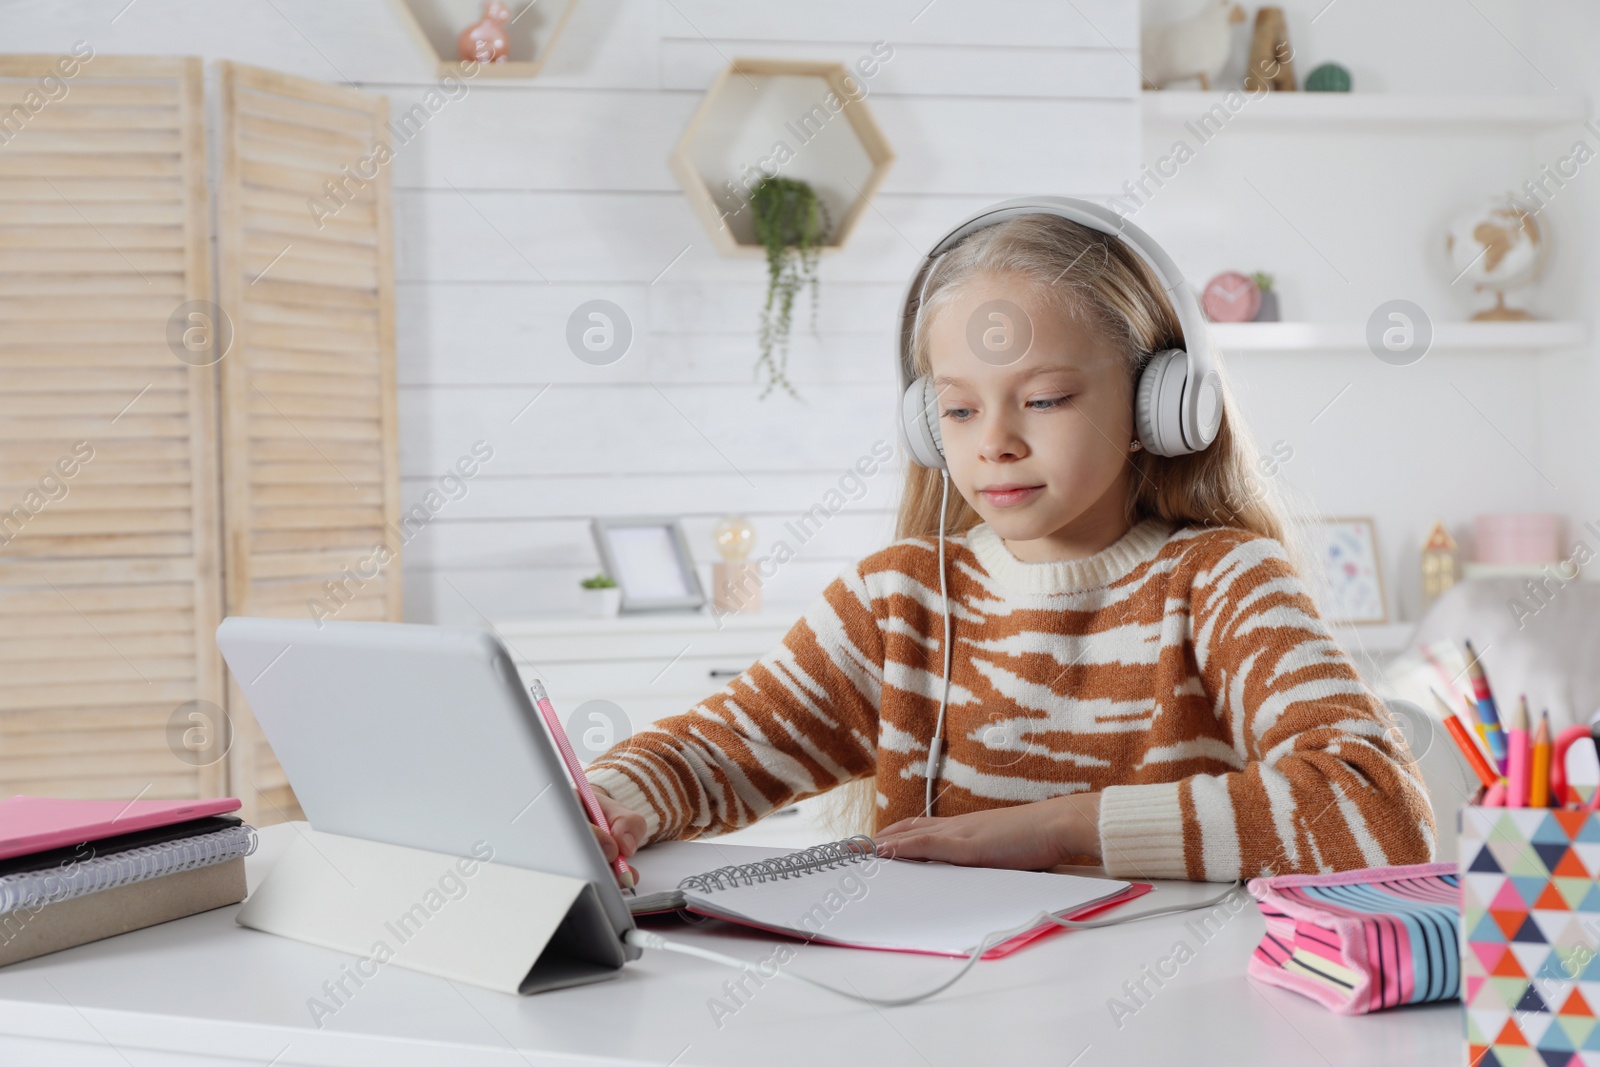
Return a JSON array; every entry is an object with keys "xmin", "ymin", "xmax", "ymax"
[{"xmin": 894, "ymin": 196, "xmax": 1221, "ymax": 816}]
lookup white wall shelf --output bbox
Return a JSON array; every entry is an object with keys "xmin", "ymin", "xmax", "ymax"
[
  {"xmin": 1143, "ymin": 91, "xmax": 1590, "ymax": 130},
  {"xmin": 1211, "ymin": 321, "xmax": 1588, "ymax": 352}
]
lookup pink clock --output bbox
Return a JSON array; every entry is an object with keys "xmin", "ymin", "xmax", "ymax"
[{"xmin": 1202, "ymin": 272, "xmax": 1262, "ymax": 323}]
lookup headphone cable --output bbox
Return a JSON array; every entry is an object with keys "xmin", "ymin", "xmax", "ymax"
[
  {"xmin": 624, "ymin": 878, "xmax": 1244, "ymax": 1009},
  {"xmin": 924, "ymin": 468, "xmax": 954, "ymax": 817}
]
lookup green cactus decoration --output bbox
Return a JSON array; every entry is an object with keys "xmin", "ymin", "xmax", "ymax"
[
  {"xmin": 750, "ymin": 176, "xmax": 831, "ymax": 401},
  {"xmin": 1304, "ymin": 63, "xmax": 1352, "ymax": 92}
]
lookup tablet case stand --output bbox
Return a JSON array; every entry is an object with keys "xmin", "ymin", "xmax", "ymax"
[{"xmin": 236, "ymin": 827, "xmax": 624, "ymax": 995}]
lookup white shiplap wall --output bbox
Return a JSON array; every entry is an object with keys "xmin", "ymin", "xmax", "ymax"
[{"xmin": 1, "ymin": 0, "xmax": 1141, "ymax": 625}]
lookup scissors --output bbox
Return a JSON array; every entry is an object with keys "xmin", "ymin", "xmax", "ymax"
[{"xmin": 1551, "ymin": 724, "xmax": 1596, "ymax": 808}]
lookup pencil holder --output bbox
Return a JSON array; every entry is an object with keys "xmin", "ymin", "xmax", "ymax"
[{"xmin": 1459, "ymin": 805, "xmax": 1600, "ymax": 1065}]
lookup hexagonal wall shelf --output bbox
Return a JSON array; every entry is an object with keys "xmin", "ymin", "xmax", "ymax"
[
  {"xmin": 391, "ymin": 0, "xmax": 578, "ymax": 78},
  {"xmin": 669, "ymin": 58, "xmax": 895, "ymax": 256}
]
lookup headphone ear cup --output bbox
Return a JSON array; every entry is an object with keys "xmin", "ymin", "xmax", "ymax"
[
  {"xmin": 1135, "ymin": 348, "xmax": 1188, "ymax": 458},
  {"xmin": 922, "ymin": 378, "xmax": 946, "ymax": 460},
  {"xmin": 899, "ymin": 376, "xmax": 947, "ymax": 469}
]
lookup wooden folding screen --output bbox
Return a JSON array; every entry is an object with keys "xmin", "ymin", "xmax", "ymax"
[
  {"xmin": 214, "ymin": 63, "xmax": 401, "ymax": 826},
  {"xmin": 0, "ymin": 57, "xmax": 227, "ymax": 800},
  {"xmin": 0, "ymin": 56, "xmax": 399, "ymax": 825}
]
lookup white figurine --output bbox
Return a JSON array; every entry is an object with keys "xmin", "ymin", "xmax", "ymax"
[{"xmin": 1141, "ymin": 2, "xmax": 1246, "ymax": 90}]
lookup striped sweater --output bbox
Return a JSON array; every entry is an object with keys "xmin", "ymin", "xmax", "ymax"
[{"xmin": 585, "ymin": 517, "xmax": 1438, "ymax": 882}]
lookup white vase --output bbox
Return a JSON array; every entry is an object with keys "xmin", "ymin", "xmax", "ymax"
[{"xmin": 580, "ymin": 586, "xmax": 621, "ymax": 617}]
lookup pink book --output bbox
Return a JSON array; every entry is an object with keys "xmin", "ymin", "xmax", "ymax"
[
  {"xmin": 665, "ymin": 880, "xmax": 1154, "ymax": 959},
  {"xmin": 0, "ymin": 795, "xmax": 242, "ymax": 861}
]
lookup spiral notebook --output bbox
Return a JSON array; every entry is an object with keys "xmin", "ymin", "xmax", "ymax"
[
  {"xmin": 0, "ymin": 823, "xmax": 258, "ymax": 916},
  {"xmin": 626, "ymin": 836, "xmax": 1151, "ymax": 959}
]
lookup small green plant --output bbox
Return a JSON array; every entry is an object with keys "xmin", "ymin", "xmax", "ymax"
[
  {"xmin": 580, "ymin": 572, "xmax": 616, "ymax": 589},
  {"xmin": 1251, "ymin": 271, "xmax": 1274, "ymax": 292},
  {"xmin": 750, "ymin": 176, "xmax": 831, "ymax": 401}
]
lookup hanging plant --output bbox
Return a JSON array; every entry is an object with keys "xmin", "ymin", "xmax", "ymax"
[{"xmin": 750, "ymin": 176, "xmax": 831, "ymax": 401}]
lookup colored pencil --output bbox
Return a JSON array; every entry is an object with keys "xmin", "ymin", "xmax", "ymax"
[
  {"xmin": 527, "ymin": 679, "xmax": 635, "ymax": 890},
  {"xmin": 1483, "ymin": 780, "xmax": 1508, "ymax": 807},
  {"xmin": 1433, "ymin": 687, "xmax": 1491, "ymax": 764},
  {"xmin": 1419, "ymin": 642, "xmax": 1473, "ymax": 714},
  {"xmin": 1470, "ymin": 721, "xmax": 1490, "ymax": 753},
  {"xmin": 1530, "ymin": 709, "xmax": 1551, "ymax": 808},
  {"xmin": 1463, "ymin": 639, "xmax": 1507, "ymax": 773},
  {"xmin": 1457, "ymin": 681, "xmax": 1492, "ymax": 751},
  {"xmin": 1442, "ymin": 708, "xmax": 1499, "ymax": 788},
  {"xmin": 1507, "ymin": 697, "xmax": 1530, "ymax": 808},
  {"xmin": 1440, "ymin": 687, "xmax": 1497, "ymax": 790}
]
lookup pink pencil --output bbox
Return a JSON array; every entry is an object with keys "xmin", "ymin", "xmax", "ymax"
[
  {"xmin": 528, "ymin": 679, "xmax": 635, "ymax": 890},
  {"xmin": 1506, "ymin": 697, "xmax": 1531, "ymax": 809}
]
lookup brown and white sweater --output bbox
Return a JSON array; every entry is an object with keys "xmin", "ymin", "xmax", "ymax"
[{"xmin": 585, "ymin": 518, "xmax": 1437, "ymax": 882}]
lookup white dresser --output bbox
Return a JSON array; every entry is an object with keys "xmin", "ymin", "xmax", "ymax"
[{"xmin": 496, "ymin": 609, "xmax": 797, "ymax": 741}]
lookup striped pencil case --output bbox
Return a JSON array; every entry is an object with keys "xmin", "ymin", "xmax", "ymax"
[{"xmin": 1246, "ymin": 862, "xmax": 1461, "ymax": 1014}]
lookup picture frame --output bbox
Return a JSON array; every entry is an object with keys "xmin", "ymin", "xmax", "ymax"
[
  {"xmin": 1308, "ymin": 516, "xmax": 1388, "ymax": 625},
  {"xmin": 589, "ymin": 517, "xmax": 706, "ymax": 614}
]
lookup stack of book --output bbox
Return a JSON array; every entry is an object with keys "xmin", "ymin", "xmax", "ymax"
[{"xmin": 0, "ymin": 795, "xmax": 257, "ymax": 966}]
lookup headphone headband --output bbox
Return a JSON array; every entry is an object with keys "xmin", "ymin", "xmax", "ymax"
[{"xmin": 895, "ymin": 195, "xmax": 1219, "ymax": 459}]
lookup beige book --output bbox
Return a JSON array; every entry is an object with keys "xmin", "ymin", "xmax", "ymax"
[{"xmin": 0, "ymin": 857, "xmax": 247, "ymax": 967}]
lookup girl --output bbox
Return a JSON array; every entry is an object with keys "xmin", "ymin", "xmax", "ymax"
[{"xmin": 584, "ymin": 210, "xmax": 1435, "ymax": 883}]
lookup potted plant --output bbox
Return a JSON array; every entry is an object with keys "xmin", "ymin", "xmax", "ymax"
[
  {"xmin": 751, "ymin": 175, "xmax": 831, "ymax": 401},
  {"xmin": 579, "ymin": 572, "xmax": 620, "ymax": 617}
]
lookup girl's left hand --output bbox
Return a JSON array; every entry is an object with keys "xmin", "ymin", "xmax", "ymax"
[{"xmin": 873, "ymin": 793, "xmax": 1101, "ymax": 870}]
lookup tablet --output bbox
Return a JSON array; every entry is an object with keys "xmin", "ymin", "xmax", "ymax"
[{"xmin": 215, "ymin": 616, "xmax": 639, "ymax": 966}]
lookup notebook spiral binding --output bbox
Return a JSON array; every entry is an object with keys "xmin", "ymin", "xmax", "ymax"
[
  {"xmin": 0, "ymin": 824, "xmax": 259, "ymax": 916},
  {"xmin": 677, "ymin": 834, "xmax": 878, "ymax": 893}
]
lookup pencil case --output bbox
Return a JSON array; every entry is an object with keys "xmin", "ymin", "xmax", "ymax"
[
  {"xmin": 1245, "ymin": 862, "xmax": 1461, "ymax": 1015},
  {"xmin": 1460, "ymin": 806, "xmax": 1600, "ymax": 1064}
]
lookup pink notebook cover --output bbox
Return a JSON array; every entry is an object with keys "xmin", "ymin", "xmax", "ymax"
[
  {"xmin": 643, "ymin": 880, "xmax": 1155, "ymax": 960},
  {"xmin": 0, "ymin": 795, "xmax": 242, "ymax": 860}
]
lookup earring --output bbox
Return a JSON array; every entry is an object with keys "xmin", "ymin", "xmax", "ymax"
[{"xmin": 1129, "ymin": 440, "xmax": 1143, "ymax": 452}]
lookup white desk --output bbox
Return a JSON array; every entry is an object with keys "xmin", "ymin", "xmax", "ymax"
[{"xmin": 0, "ymin": 822, "xmax": 1459, "ymax": 1066}]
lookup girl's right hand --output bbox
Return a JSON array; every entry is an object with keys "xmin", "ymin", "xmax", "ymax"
[{"xmin": 586, "ymin": 786, "xmax": 647, "ymax": 880}]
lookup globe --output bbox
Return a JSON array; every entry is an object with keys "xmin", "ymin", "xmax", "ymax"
[{"xmin": 1444, "ymin": 197, "xmax": 1544, "ymax": 320}]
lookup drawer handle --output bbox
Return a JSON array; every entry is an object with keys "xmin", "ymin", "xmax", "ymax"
[{"xmin": 708, "ymin": 668, "xmax": 745, "ymax": 679}]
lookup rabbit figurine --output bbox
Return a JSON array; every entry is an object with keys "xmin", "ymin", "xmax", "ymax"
[{"xmin": 458, "ymin": 1, "xmax": 511, "ymax": 64}]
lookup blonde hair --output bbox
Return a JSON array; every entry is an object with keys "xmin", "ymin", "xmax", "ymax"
[{"xmin": 819, "ymin": 212, "xmax": 1330, "ymax": 837}]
